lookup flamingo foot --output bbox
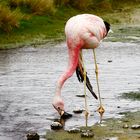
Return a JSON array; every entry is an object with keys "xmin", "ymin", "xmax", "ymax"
[{"xmin": 97, "ymin": 105, "xmax": 105, "ymax": 123}]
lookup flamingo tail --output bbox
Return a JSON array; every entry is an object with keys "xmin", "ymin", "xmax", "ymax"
[{"xmin": 76, "ymin": 55, "xmax": 98, "ymax": 100}]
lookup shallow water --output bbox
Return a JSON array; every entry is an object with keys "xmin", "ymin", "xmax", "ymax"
[{"xmin": 0, "ymin": 26, "xmax": 140, "ymax": 140}]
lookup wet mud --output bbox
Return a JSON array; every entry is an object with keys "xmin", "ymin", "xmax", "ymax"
[{"xmin": 46, "ymin": 111, "xmax": 140, "ymax": 140}]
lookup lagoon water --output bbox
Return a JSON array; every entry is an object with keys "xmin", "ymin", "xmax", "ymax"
[{"xmin": 0, "ymin": 25, "xmax": 140, "ymax": 140}]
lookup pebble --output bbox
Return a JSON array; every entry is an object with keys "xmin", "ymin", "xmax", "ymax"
[
  {"xmin": 67, "ymin": 128, "xmax": 81, "ymax": 133},
  {"xmin": 122, "ymin": 124, "xmax": 129, "ymax": 129},
  {"xmin": 50, "ymin": 121, "xmax": 63, "ymax": 130},
  {"xmin": 81, "ymin": 130, "xmax": 94, "ymax": 138},
  {"xmin": 103, "ymin": 137, "xmax": 118, "ymax": 140},
  {"xmin": 26, "ymin": 132, "xmax": 40, "ymax": 140},
  {"xmin": 131, "ymin": 124, "xmax": 140, "ymax": 129},
  {"xmin": 76, "ymin": 94, "xmax": 86, "ymax": 98},
  {"xmin": 108, "ymin": 60, "xmax": 112, "ymax": 63},
  {"xmin": 73, "ymin": 109, "xmax": 84, "ymax": 114}
]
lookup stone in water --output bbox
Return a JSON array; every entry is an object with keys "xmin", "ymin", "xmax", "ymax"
[
  {"xmin": 131, "ymin": 124, "xmax": 140, "ymax": 129},
  {"xmin": 26, "ymin": 132, "xmax": 39, "ymax": 140},
  {"xmin": 122, "ymin": 124, "xmax": 129, "ymax": 129},
  {"xmin": 73, "ymin": 108, "xmax": 84, "ymax": 114},
  {"xmin": 67, "ymin": 128, "xmax": 81, "ymax": 133},
  {"xmin": 50, "ymin": 121, "xmax": 63, "ymax": 130},
  {"xmin": 81, "ymin": 130, "xmax": 94, "ymax": 138}
]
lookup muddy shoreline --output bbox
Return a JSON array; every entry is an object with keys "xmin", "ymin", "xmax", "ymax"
[{"xmin": 46, "ymin": 111, "xmax": 140, "ymax": 140}]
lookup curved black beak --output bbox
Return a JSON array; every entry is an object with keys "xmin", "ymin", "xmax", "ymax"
[
  {"xmin": 53, "ymin": 105, "xmax": 72, "ymax": 119},
  {"xmin": 61, "ymin": 111, "xmax": 72, "ymax": 119}
]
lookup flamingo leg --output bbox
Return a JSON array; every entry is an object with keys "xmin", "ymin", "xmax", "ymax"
[
  {"xmin": 93, "ymin": 49, "xmax": 105, "ymax": 123},
  {"xmin": 80, "ymin": 51, "xmax": 89, "ymax": 127}
]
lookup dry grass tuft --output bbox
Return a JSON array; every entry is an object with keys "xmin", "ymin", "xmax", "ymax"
[
  {"xmin": 54, "ymin": 0, "xmax": 70, "ymax": 7},
  {"xmin": 26, "ymin": 0, "xmax": 55, "ymax": 15},
  {"xmin": 0, "ymin": 5, "xmax": 24, "ymax": 32},
  {"xmin": 9, "ymin": 0, "xmax": 55, "ymax": 15},
  {"xmin": 70, "ymin": 0, "xmax": 92, "ymax": 10},
  {"xmin": 9, "ymin": 0, "xmax": 25, "ymax": 7}
]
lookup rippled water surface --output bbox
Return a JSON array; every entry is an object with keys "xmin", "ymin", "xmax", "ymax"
[{"xmin": 0, "ymin": 26, "xmax": 140, "ymax": 140}]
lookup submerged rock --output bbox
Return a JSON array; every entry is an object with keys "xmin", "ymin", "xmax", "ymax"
[
  {"xmin": 81, "ymin": 130, "xmax": 94, "ymax": 138},
  {"xmin": 26, "ymin": 132, "xmax": 40, "ymax": 140},
  {"xmin": 131, "ymin": 124, "xmax": 140, "ymax": 129},
  {"xmin": 50, "ymin": 121, "xmax": 63, "ymax": 130}
]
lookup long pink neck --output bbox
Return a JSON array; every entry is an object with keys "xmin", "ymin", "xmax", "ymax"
[{"xmin": 55, "ymin": 43, "xmax": 81, "ymax": 96}]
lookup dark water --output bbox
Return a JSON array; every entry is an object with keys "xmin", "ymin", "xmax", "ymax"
[{"xmin": 0, "ymin": 26, "xmax": 140, "ymax": 140}]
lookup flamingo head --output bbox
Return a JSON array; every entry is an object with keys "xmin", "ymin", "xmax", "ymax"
[
  {"xmin": 52, "ymin": 96, "xmax": 64, "ymax": 116},
  {"xmin": 52, "ymin": 96, "xmax": 72, "ymax": 119}
]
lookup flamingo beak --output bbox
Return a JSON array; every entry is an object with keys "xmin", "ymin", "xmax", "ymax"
[
  {"xmin": 53, "ymin": 105, "xmax": 63, "ymax": 115},
  {"xmin": 61, "ymin": 111, "xmax": 72, "ymax": 119},
  {"xmin": 53, "ymin": 105, "xmax": 72, "ymax": 119}
]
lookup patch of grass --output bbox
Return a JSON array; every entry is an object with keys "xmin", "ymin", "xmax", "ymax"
[
  {"xmin": 121, "ymin": 91, "xmax": 140, "ymax": 101},
  {"xmin": 0, "ymin": 15, "xmax": 64, "ymax": 48},
  {"xmin": 0, "ymin": 6, "xmax": 80, "ymax": 49}
]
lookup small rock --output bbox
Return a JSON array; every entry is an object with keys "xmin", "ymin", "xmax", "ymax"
[
  {"xmin": 50, "ymin": 121, "xmax": 63, "ymax": 130},
  {"xmin": 108, "ymin": 60, "xmax": 112, "ymax": 63},
  {"xmin": 103, "ymin": 137, "xmax": 118, "ymax": 140},
  {"xmin": 131, "ymin": 124, "xmax": 140, "ymax": 129},
  {"xmin": 76, "ymin": 94, "xmax": 86, "ymax": 98},
  {"xmin": 73, "ymin": 109, "xmax": 84, "ymax": 114},
  {"xmin": 122, "ymin": 124, "xmax": 129, "ymax": 129},
  {"xmin": 67, "ymin": 128, "xmax": 81, "ymax": 133},
  {"xmin": 26, "ymin": 132, "xmax": 39, "ymax": 140},
  {"xmin": 81, "ymin": 130, "xmax": 94, "ymax": 138}
]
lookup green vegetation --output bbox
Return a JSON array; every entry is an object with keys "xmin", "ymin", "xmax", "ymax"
[
  {"xmin": 122, "ymin": 91, "xmax": 140, "ymax": 101},
  {"xmin": 46, "ymin": 111, "xmax": 140, "ymax": 140},
  {"xmin": 9, "ymin": 0, "xmax": 55, "ymax": 15},
  {"xmin": 0, "ymin": 6, "xmax": 79, "ymax": 49},
  {"xmin": 0, "ymin": 0, "xmax": 140, "ymax": 49}
]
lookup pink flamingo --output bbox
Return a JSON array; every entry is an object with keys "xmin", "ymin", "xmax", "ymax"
[{"xmin": 53, "ymin": 14, "xmax": 110, "ymax": 119}]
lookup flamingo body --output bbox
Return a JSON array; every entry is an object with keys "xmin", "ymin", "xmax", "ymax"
[
  {"xmin": 65, "ymin": 14, "xmax": 106, "ymax": 49},
  {"xmin": 53, "ymin": 14, "xmax": 110, "ymax": 115}
]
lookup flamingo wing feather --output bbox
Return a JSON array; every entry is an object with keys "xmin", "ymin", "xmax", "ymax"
[{"xmin": 76, "ymin": 65, "xmax": 98, "ymax": 100}]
